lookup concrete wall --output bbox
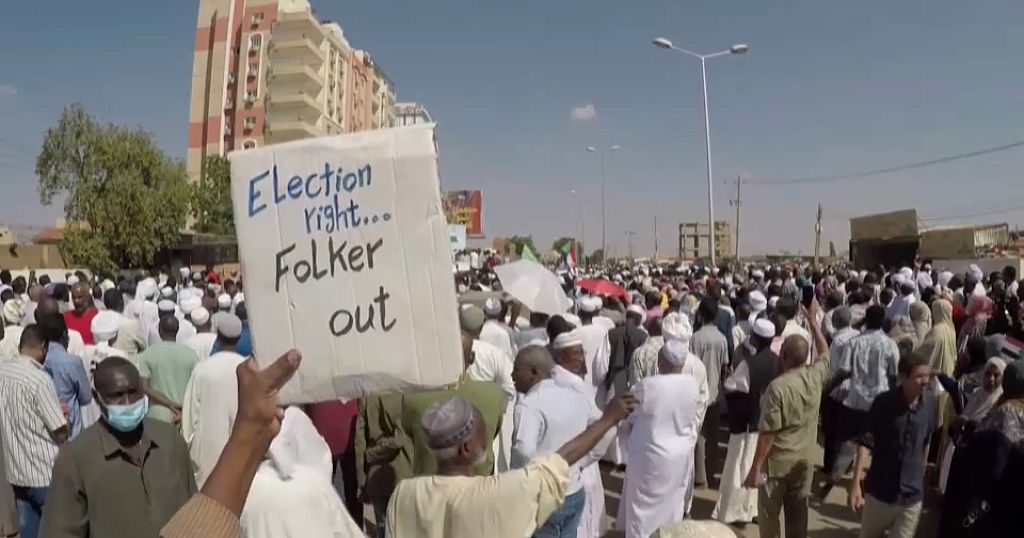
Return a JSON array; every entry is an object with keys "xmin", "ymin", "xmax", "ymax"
[
  {"xmin": 849, "ymin": 209, "xmax": 918, "ymax": 241},
  {"xmin": 0, "ymin": 244, "xmax": 67, "ymax": 270}
]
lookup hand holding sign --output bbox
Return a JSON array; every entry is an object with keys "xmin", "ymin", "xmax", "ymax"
[{"xmin": 230, "ymin": 125, "xmax": 463, "ymax": 403}]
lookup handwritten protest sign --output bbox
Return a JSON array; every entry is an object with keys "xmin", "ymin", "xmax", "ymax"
[{"xmin": 229, "ymin": 125, "xmax": 463, "ymax": 403}]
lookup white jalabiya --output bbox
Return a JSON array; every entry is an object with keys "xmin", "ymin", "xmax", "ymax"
[
  {"xmin": 185, "ymin": 331, "xmax": 218, "ymax": 361},
  {"xmin": 617, "ymin": 373, "xmax": 701, "ymax": 538},
  {"xmin": 480, "ymin": 320, "xmax": 516, "ymax": 360},
  {"xmin": 577, "ymin": 323, "xmax": 612, "ymax": 406},
  {"xmin": 679, "ymin": 351, "xmax": 709, "ymax": 514},
  {"xmin": 79, "ymin": 342, "xmax": 118, "ymax": 428},
  {"xmin": 551, "ymin": 366, "xmax": 616, "ymax": 538},
  {"xmin": 711, "ymin": 432, "xmax": 758, "ymax": 524},
  {"xmin": 0, "ymin": 325, "xmax": 22, "ymax": 361},
  {"xmin": 465, "ymin": 339, "xmax": 516, "ymax": 473},
  {"xmin": 241, "ymin": 407, "xmax": 365, "ymax": 538},
  {"xmin": 181, "ymin": 350, "xmax": 247, "ymax": 487}
]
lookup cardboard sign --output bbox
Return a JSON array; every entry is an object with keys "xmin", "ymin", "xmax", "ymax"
[
  {"xmin": 448, "ymin": 224, "xmax": 467, "ymax": 254},
  {"xmin": 229, "ymin": 125, "xmax": 463, "ymax": 403}
]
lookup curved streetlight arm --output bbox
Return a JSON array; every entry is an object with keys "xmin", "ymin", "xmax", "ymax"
[{"xmin": 668, "ymin": 46, "xmax": 734, "ymax": 60}]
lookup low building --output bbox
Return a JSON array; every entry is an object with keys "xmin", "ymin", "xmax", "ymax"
[{"xmin": 678, "ymin": 221, "xmax": 732, "ymax": 261}]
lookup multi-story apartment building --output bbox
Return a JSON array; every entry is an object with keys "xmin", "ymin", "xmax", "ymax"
[
  {"xmin": 187, "ymin": 0, "xmax": 396, "ymax": 182},
  {"xmin": 393, "ymin": 102, "xmax": 433, "ymax": 126}
]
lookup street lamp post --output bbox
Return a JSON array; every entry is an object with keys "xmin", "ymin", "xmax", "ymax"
[
  {"xmin": 586, "ymin": 145, "xmax": 619, "ymax": 267},
  {"xmin": 653, "ymin": 37, "xmax": 748, "ymax": 267}
]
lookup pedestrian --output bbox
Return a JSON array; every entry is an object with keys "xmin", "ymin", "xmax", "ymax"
[
  {"xmin": 690, "ymin": 298, "xmax": 729, "ymax": 488},
  {"xmin": 604, "ymin": 305, "xmax": 648, "ymax": 464},
  {"xmin": 63, "ymin": 282, "xmax": 99, "ymax": 345},
  {"xmin": 820, "ymin": 306, "xmax": 858, "ymax": 484},
  {"xmin": 180, "ymin": 313, "xmax": 247, "ymax": 486},
  {"xmin": 137, "ymin": 316, "xmax": 200, "ymax": 423},
  {"xmin": 0, "ymin": 300, "xmax": 24, "ymax": 361},
  {"xmin": 0, "ymin": 325, "xmax": 68, "ymax": 538},
  {"xmin": 576, "ymin": 296, "xmax": 612, "ymax": 405},
  {"xmin": 715, "ymin": 318, "xmax": 780, "ymax": 527},
  {"xmin": 386, "ymin": 394, "xmax": 634, "ymax": 538},
  {"xmin": 307, "ymin": 399, "xmax": 361, "ymax": 523},
  {"xmin": 821, "ymin": 305, "xmax": 899, "ymax": 498},
  {"xmin": 480, "ymin": 297, "xmax": 516, "ymax": 360},
  {"xmin": 102, "ymin": 288, "xmax": 148, "ymax": 357},
  {"xmin": 184, "ymin": 306, "xmax": 216, "ymax": 360},
  {"xmin": 36, "ymin": 312, "xmax": 92, "ymax": 439},
  {"xmin": 511, "ymin": 344, "xmax": 597, "ymax": 538},
  {"xmin": 618, "ymin": 340, "xmax": 702, "ymax": 537},
  {"xmin": 460, "ymin": 306, "xmax": 516, "ymax": 472},
  {"xmin": 744, "ymin": 300, "xmax": 831, "ymax": 538},
  {"xmin": 40, "ymin": 356, "xmax": 197, "ymax": 536},
  {"xmin": 355, "ymin": 394, "xmax": 410, "ymax": 537},
  {"xmin": 848, "ymin": 352, "xmax": 935, "ymax": 538},
  {"xmin": 240, "ymin": 407, "xmax": 365, "ymax": 538}
]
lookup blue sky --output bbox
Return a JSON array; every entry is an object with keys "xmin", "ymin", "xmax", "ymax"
[{"xmin": 2, "ymin": 0, "xmax": 1022, "ymax": 257}]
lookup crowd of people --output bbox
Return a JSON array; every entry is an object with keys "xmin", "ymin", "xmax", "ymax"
[{"xmin": 0, "ymin": 259, "xmax": 1022, "ymax": 537}]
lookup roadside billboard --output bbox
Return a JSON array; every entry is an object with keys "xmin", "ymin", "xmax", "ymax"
[{"xmin": 444, "ymin": 190, "xmax": 483, "ymax": 237}]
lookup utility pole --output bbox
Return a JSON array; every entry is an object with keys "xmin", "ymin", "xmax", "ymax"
[
  {"xmin": 728, "ymin": 176, "xmax": 743, "ymax": 259},
  {"xmin": 813, "ymin": 203, "xmax": 823, "ymax": 268},
  {"xmin": 653, "ymin": 216, "xmax": 659, "ymax": 260},
  {"xmin": 627, "ymin": 231, "xmax": 636, "ymax": 260}
]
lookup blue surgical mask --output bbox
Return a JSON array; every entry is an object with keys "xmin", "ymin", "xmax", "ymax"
[{"xmin": 103, "ymin": 396, "xmax": 149, "ymax": 432}]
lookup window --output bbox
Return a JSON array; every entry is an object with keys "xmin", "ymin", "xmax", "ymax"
[
  {"xmin": 251, "ymin": 13, "xmax": 264, "ymax": 26},
  {"xmin": 249, "ymin": 34, "xmax": 262, "ymax": 52},
  {"xmin": 245, "ymin": 90, "xmax": 258, "ymax": 103},
  {"xmin": 247, "ymin": 63, "xmax": 259, "ymax": 78},
  {"xmin": 243, "ymin": 140, "xmax": 257, "ymax": 150},
  {"xmin": 244, "ymin": 117, "xmax": 256, "ymax": 130}
]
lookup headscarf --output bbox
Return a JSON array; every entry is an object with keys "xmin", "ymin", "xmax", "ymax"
[
  {"xmin": 915, "ymin": 299, "xmax": 957, "ymax": 376},
  {"xmin": 959, "ymin": 295, "xmax": 996, "ymax": 352},
  {"xmin": 909, "ymin": 300, "xmax": 932, "ymax": 343},
  {"xmin": 962, "ymin": 357, "xmax": 1007, "ymax": 421}
]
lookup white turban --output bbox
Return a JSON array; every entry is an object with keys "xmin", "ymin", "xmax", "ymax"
[
  {"xmin": 662, "ymin": 312, "xmax": 693, "ymax": 344},
  {"xmin": 749, "ymin": 290, "xmax": 768, "ymax": 315},
  {"xmin": 90, "ymin": 311, "xmax": 121, "ymax": 343},
  {"xmin": 937, "ymin": 271, "xmax": 954, "ymax": 290},
  {"xmin": 136, "ymin": 278, "xmax": 158, "ymax": 301},
  {"xmin": 99, "ymin": 279, "xmax": 115, "ymax": 292},
  {"xmin": 2, "ymin": 300, "xmax": 24, "ymax": 325},
  {"xmin": 483, "ymin": 298, "xmax": 501, "ymax": 317},
  {"xmin": 180, "ymin": 295, "xmax": 202, "ymax": 316}
]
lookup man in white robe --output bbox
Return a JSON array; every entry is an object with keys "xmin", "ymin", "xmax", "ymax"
[
  {"xmin": 184, "ymin": 307, "xmax": 217, "ymax": 361},
  {"xmin": 460, "ymin": 306, "xmax": 516, "ymax": 473},
  {"xmin": 551, "ymin": 331, "xmax": 616, "ymax": 538},
  {"xmin": 479, "ymin": 298, "xmax": 516, "ymax": 359},
  {"xmin": 180, "ymin": 314, "xmax": 247, "ymax": 486},
  {"xmin": 713, "ymin": 318, "xmax": 779, "ymax": 526},
  {"xmin": 576, "ymin": 296, "xmax": 612, "ymax": 406},
  {"xmin": 617, "ymin": 339, "xmax": 701, "ymax": 538},
  {"xmin": 241, "ymin": 407, "xmax": 365, "ymax": 537}
]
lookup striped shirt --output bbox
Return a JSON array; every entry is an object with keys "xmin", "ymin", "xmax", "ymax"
[{"xmin": 0, "ymin": 356, "xmax": 66, "ymax": 487}]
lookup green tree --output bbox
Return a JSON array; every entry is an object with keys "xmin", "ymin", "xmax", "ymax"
[
  {"xmin": 588, "ymin": 248, "xmax": 605, "ymax": 266},
  {"xmin": 36, "ymin": 104, "xmax": 191, "ymax": 274},
  {"xmin": 191, "ymin": 155, "xmax": 235, "ymax": 235},
  {"xmin": 505, "ymin": 235, "xmax": 536, "ymax": 257}
]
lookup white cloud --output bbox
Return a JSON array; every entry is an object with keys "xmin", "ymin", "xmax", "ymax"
[
  {"xmin": 569, "ymin": 103, "xmax": 597, "ymax": 122},
  {"xmin": 0, "ymin": 85, "xmax": 16, "ymax": 97}
]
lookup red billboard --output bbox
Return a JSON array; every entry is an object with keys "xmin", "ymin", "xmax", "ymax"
[{"xmin": 444, "ymin": 190, "xmax": 484, "ymax": 237}]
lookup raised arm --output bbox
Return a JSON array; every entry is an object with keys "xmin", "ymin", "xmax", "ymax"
[{"xmin": 556, "ymin": 394, "xmax": 634, "ymax": 466}]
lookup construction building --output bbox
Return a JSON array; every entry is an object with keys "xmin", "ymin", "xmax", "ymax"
[
  {"xmin": 187, "ymin": 0, "xmax": 397, "ymax": 182},
  {"xmin": 678, "ymin": 221, "xmax": 732, "ymax": 261}
]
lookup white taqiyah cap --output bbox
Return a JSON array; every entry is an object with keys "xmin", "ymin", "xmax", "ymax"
[
  {"xmin": 179, "ymin": 267, "xmax": 190, "ymax": 278},
  {"xmin": 157, "ymin": 300, "xmax": 176, "ymax": 313},
  {"xmin": 90, "ymin": 311, "xmax": 121, "ymax": 342},
  {"xmin": 160, "ymin": 286, "xmax": 174, "ymax": 298},
  {"xmin": 190, "ymin": 307, "xmax": 210, "ymax": 326},
  {"xmin": 2, "ymin": 300, "xmax": 25, "ymax": 325},
  {"xmin": 752, "ymin": 318, "xmax": 776, "ymax": 339},
  {"xmin": 180, "ymin": 296, "xmax": 202, "ymax": 316},
  {"xmin": 551, "ymin": 330, "xmax": 583, "ymax": 351},
  {"xmin": 216, "ymin": 314, "xmax": 243, "ymax": 339},
  {"xmin": 562, "ymin": 313, "xmax": 581, "ymax": 328},
  {"xmin": 99, "ymin": 279, "xmax": 115, "ymax": 292},
  {"xmin": 483, "ymin": 297, "xmax": 501, "ymax": 316},
  {"xmin": 217, "ymin": 294, "xmax": 232, "ymax": 308},
  {"xmin": 768, "ymin": 296, "xmax": 780, "ymax": 309},
  {"xmin": 67, "ymin": 275, "xmax": 80, "ymax": 286},
  {"xmin": 660, "ymin": 339, "xmax": 689, "ymax": 366},
  {"xmin": 578, "ymin": 296, "xmax": 601, "ymax": 313},
  {"xmin": 626, "ymin": 304, "xmax": 647, "ymax": 323}
]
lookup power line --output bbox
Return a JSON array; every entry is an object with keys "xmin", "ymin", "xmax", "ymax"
[
  {"xmin": 919, "ymin": 205, "xmax": 1024, "ymax": 222},
  {"xmin": 751, "ymin": 140, "xmax": 1024, "ymax": 186}
]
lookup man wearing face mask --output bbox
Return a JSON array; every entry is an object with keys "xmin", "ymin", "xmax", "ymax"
[{"xmin": 40, "ymin": 356, "xmax": 197, "ymax": 537}]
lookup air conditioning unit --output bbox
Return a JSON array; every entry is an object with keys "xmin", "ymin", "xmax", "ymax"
[
  {"xmin": 224, "ymin": 98, "xmax": 234, "ymax": 109},
  {"xmin": 247, "ymin": 67, "xmax": 259, "ymax": 78},
  {"xmin": 224, "ymin": 125, "xmax": 233, "ymax": 136},
  {"xmin": 245, "ymin": 93, "xmax": 257, "ymax": 104},
  {"xmin": 227, "ymin": 73, "xmax": 236, "ymax": 84}
]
